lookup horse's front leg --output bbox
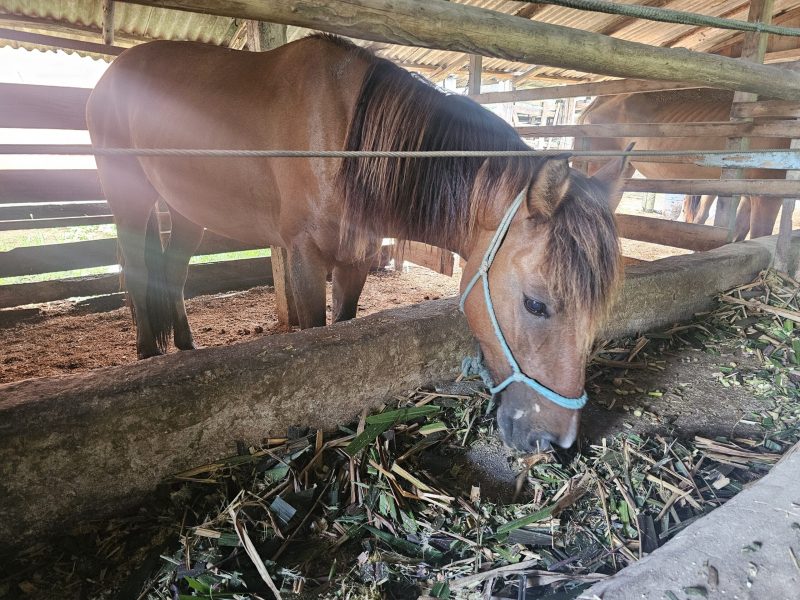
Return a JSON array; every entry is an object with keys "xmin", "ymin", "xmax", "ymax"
[
  {"xmin": 331, "ymin": 259, "xmax": 373, "ymax": 322},
  {"xmin": 287, "ymin": 239, "xmax": 329, "ymax": 328}
]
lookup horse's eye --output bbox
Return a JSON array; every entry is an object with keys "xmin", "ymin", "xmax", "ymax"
[{"xmin": 524, "ymin": 297, "xmax": 548, "ymax": 318}]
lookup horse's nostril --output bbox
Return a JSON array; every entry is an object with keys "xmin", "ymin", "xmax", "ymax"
[{"xmin": 528, "ymin": 432, "xmax": 555, "ymax": 453}]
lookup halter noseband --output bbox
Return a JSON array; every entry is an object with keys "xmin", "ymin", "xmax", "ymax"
[{"xmin": 459, "ymin": 188, "xmax": 588, "ymax": 411}]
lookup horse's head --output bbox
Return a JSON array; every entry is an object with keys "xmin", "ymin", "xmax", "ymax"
[{"xmin": 461, "ymin": 156, "xmax": 629, "ymax": 452}]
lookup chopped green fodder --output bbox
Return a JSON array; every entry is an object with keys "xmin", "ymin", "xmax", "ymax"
[{"xmin": 2, "ymin": 270, "xmax": 799, "ymax": 600}]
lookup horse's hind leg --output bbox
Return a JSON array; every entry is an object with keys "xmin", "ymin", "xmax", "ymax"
[
  {"xmin": 97, "ymin": 156, "xmax": 169, "ymax": 359},
  {"xmin": 749, "ymin": 196, "xmax": 781, "ymax": 239},
  {"xmin": 287, "ymin": 238, "xmax": 328, "ymax": 328},
  {"xmin": 734, "ymin": 197, "xmax": 753, "ymax": 241},
  {"xmin": 332, "ymin": 260, "xmax": 372, "ymax": 322},
  {"xmin": 163, "ymin": 208, "xmax": 205, "ymax": 350},
  {"xmin": 694, "ymin": 195, "xmax": 715, "ymax": 225}
]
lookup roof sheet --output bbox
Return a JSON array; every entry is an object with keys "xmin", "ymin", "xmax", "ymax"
[{"xmin": 2, "ymin": 0, "xmax": 800, "ymax": 86}]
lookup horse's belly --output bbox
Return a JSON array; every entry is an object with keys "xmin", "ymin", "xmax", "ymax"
[{"xmin": 141, "ymin": 159, "xmax": 284, "ymax": 246}]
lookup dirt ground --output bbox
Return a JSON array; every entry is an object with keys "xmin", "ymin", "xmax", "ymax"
[{"xmin": 0, "ymin": 265, "xmax": 460, "ymax": 384}]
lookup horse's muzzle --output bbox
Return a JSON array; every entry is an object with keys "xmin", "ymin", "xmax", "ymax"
[{"xmin": 496, "ymin": 383, "xmax": 580, "ymax": 452}]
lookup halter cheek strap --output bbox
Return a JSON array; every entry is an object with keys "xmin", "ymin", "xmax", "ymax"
[{"xmin": 459, "ymin": 188, "xmax": 588, "ymax": 411}]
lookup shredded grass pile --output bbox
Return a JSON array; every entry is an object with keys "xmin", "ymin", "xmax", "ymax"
[{"xmin": 2, "ymin": 270, "xmax": 800, "ymax": 600}]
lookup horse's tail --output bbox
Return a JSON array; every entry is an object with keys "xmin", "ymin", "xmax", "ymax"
[{"xmin": 144, "ymin": 208, "xmax": 173, "ymax": 353}]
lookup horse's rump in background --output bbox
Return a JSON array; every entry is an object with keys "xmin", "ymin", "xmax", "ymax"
[{"xmin": 578, "ymin": 88, "xmax": 789, "ymax": 240}]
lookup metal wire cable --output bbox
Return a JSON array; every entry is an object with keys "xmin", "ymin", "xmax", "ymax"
[
  {"xmin": 527, "ymin": 0, "xmax": 800, "ymax": 37},
  {"xmin": 2, "ymin": 145, "xmax": 799, "ymax": 159}
]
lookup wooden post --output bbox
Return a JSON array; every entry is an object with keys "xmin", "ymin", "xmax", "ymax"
[
  {"xmin": 118, "ymin": 0, "xmax": 800, "ymax": 101},
  {"xmin": 715, "ymin": 0, "xmax": 774, "ymax": 235},
  {"xmin": 246, "ymin": 21, "xmax": 298, "ymax": 328},
  {"xmin": 467, "ymin": 55, "xmax": 482, "ymax": 96},
  {"xmin": 101, "ymin": 0, "xmax": 115, "ymax": 45},
  {"xmin": 774, "ymin": 139, "xmax": 799, "ymax": 273}
]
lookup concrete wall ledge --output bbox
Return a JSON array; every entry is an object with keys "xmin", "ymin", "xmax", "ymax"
[
  {"xmin": 582, "ymin": 442, "xmax": 800, "ymax": 599},
  {"xmin": 1, "ymin": 232, "xmax": 797, "ymax": 545}
]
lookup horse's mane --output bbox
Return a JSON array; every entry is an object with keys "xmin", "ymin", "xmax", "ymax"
[
  {"xmin": 328, "ymin": 35, "xmax": 620, "ymax": 324},
  {"xmin": 335, "ymin": 41, "xmax": 538, "ymax": 256}
]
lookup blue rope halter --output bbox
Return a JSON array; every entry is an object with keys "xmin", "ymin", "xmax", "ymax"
[{"xmin": 459, "ymin": 188, "xmax": 588, "ymax": 411}]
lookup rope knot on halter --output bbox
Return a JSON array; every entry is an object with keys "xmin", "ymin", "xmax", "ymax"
[{"xmin": 459, "ymin": 187, "xmax": 588, "ymax": 411}]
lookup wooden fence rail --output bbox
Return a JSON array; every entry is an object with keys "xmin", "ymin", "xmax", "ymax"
[
  {"xmin": 0, "ymin": 82, "xmax": 90, "ymax": 130},
  {"xmin": 0, "ymin": 258, "xmax": 273, "ymax": 309},
  {"xmin": 517, "ymin": 121, "xmax": 800, "ymax": 139},
  {"xmin": 0, "ymin": 233, "xmax": 260, "ymax": 278},
  {"xmin": 0, "ymin": 170, "xmax": 103, "ymax": 203}
]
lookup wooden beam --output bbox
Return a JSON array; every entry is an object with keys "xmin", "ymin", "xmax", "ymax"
[
  {"xmin": 616, "ymin": 214, "xmax": 729, "ymax": 252},
  {"xmin": 0, "ymin": 215, "xmax": 114, "ymax": 232},
  {"xmin": 0, "ymin": 13, "xmax": 145, "ymax": 46},
  {"xmin": 0, "ymin": 170, "xmax": 102, "ymax": 204},
  {"xmin": 0, "ymin": 82, "xmax": 90, "ymax": 129},
  {"xmin": 102, "ymin": 0, "xmax": 116, "ymax": 45},
  {"xmin": 467, "ymin": 54, "xmax": 482, "ymax": 96},
  {"xmin": 0, "ymin": 234, "xmax": 261, "ymax": 278},
  {"xmin": 516, "ymin": 120, "xmax": 800, "ymax": 139},
  {"xmin": 397, "ymin": 242, "xmax": 455, "ymax": 276},
  {"xmin": 0, "ymin": 202, "xmax": 109, "ymax": 222},
  {"xmin": 0, "ymin": 27, "xmax": 124, "ymax": 56},
  {"xmin": 717, "ymin": 0, "xmax": 774, "ymax": 232},
  {"xmin": 470, "ymin": 79, "xmax": 706, "ymax": 105},
  {"xmin": 116, "ymin": 0, "xmax": 800, "ymax": 101},
  {"xmin": 622, "ymin": 178, "xmax": 799, "ymax": 198},
  {"xmin": 0, "ymin": 257, "xmax": 273, "ymax": 309},
  {"xmin": 732, "ymin": 100, "xmax": 800, "ymax": 118}
]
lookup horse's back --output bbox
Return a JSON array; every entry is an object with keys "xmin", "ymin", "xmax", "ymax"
[
  {"xmin": 579, "ymin": 88, "xmax": 787, "ymax": 180},
  {"xmin": 87, "ymin": 37, "xmax": 372, "ymax": 246}
]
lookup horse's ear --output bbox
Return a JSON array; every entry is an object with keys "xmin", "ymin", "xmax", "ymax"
[
  {"xmin": 591, "ymin": 142, "xmax": 634, "ymax": 212},
  {"xmin": 526, "ymin": 157, "xmax": 571, "ymax": 219}
]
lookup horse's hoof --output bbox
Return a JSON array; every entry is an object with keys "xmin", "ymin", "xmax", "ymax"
[
  {"xmin": 175, "ymin": 341, "xmax": 198, "ymax": 351},
  {"xmin": 137, "ymin": 349, "xmax": 163, "ymax": 360}
]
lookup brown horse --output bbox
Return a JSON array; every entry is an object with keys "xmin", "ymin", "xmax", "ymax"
[
  {"xmin": 87, "ymin": 34, "xmax": 629, "ymax": 451},
  {"xmin": 578, "ymin": 88, "xmax": 788, "ymax": 240}
]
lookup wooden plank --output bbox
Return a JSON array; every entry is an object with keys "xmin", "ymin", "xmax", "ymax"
[
  {"xmin": 641, "ymin": 150, "xmax": 800, "ymax": 171},
  {"xmin": 0, "ymin": 170, "xmax": 103, "ymax": 204},
  {"xmin": 0, "ymin": 234, "xmax": 262, "ymax": 278},
  {"xmin": 0, "ymin": 257, "xmax": 274, "ymax": 309},
  {"xmin": 270, "ymin": 247, "xmax": 298, "ymax": 328},
  {"xmin": 622, "ymin": 178, "xmax": 800, "ymax": 198},
  {"xmin": 0, "ymin": 28, "xmax": 124, "ymax": 57},
  {"xmin": 616, "ymin": 214, "xmax": 729, "ymax": 252},
  {"xmin": 516, "ymin": 120, "xmax": 800, "ymax": 139},
  {"xmin": 118, "ymin": 0, "xmax": 800, "ymax": 101},
  {"xmin": 399, "ymin": 242, "xmax": 455, "ymax": 276},
  {"xmin": 472, "ymin": 79, "xmax": 705, "ymax": 105},
  {"xmin": 0, "ymin": 202, "xmax": 109, "ymax": 221},
  {"xmin": 732, "ymin": 100, "xmax": 800, "ymax": 119},
  {"xmin": 0, "ymin": 83, "xmax": 90, "ymax": 130},
  {"xmin": 0, "ymin": 215, "xmax": 114, "ymax": 232}
]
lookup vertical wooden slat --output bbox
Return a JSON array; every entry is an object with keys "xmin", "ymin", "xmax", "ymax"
[
  {"xmin": 468, "ymin": 54, "xmax": 482, "ymax": 96},
  {"xmin": 246, "ymin": 20, "xmax": 297, "ymax": 328},
  {"xmin": 715, "ymin": 0, "xmax": 774, "ymax": 236},
  {"xmin": 774, "ymin": 138, "xmax": 799, "ymax": 273}
]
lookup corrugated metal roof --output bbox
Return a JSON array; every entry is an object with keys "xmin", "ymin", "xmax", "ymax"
[{"xmin": 2, "ymin": 0, "xmax": 800, "ymax": 85}]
